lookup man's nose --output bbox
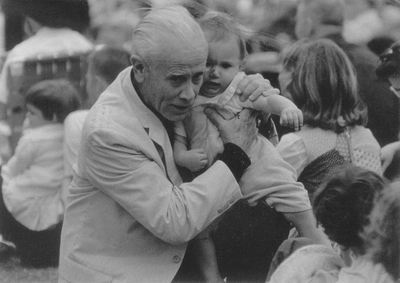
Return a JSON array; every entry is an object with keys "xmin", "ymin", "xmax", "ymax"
[{"xmin": 180, "ymin": 83, "xmax": 196, "ymax": 101}]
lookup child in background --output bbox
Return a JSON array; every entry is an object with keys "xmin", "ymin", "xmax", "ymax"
[
  {"xmin": 268, "ymin": 164, "xmax": 388, "ymax": 283},
  {"xmin": 361, "ymin": 182, "xmax": 400, "ymax": 282},
  {"xmin": 0, "ymin": 79, "xmax": 80, "ymax": 268},
  {"xmin": 173, "ymin": 11, "xmax": 327, "ymax": 282},
  {"xmin": 277, "ymin": 39, "xmax": 382, "ymax": 199},
  {"xmin": 313, "ymin": 164, "xmax": 393, "ymax": 283}
]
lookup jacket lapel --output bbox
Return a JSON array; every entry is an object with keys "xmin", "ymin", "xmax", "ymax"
[{"xmin": 121, "ymin": 69, "xmax": 182, "ymax": 185}]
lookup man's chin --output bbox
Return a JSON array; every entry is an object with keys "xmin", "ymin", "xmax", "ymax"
[{"xmin": 166, "ymin": 112, "xmax": 190, "ymax": 122}]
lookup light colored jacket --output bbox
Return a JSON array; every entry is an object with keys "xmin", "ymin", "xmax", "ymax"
[
  {"xmin": 58, "ymin": 68, "xmax": 242, "ymax": 283},
  {"xmin": 2, "ymin": 124, "xmax": 64, "ymax": 231}
]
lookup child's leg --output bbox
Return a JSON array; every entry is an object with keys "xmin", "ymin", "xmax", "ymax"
[{"xmin": 192, "ymin": 236, "xmax": 224, "ymax": 283}]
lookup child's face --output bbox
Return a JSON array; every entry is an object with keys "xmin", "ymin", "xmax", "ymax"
[
  {"xmin": 26, "ymin": 103, "xmax": 52, "ymax": 128},
  {"xmin": 200, "ymin": 33, "xmax": 242, "ymax": 97}
]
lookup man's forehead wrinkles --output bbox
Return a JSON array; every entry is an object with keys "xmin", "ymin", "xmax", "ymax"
[
  {"xmin": 168, "ymin": 65, "xmax": 191, "ymax": 75},
  {"xmin": 167, "ymin": 64, "xmax": 205, "ymax": 75}
]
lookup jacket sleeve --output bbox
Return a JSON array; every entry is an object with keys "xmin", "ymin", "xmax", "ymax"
[{"xmin": 81, "ymin": 127, "xmax": 243, "ymax": 245}]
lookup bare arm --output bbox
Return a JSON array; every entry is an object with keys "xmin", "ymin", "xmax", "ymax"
[
  {"xmin": 283, "ymin": 210, "xmax": 330, "ymax": 246},
  {"xmin": 381, "ymin": 141, "xmax": 400, "ymax": 172},
  {"xmin": 173, "ymin": 134, "xmax": 208, "ymax": 172},
  {"xmin": 252, "ymin": 94, "xmax": 296, "ymax": 115},
  {"xmin": 252, "ymin": 94, "xmax": 303, "ymax": 130}
]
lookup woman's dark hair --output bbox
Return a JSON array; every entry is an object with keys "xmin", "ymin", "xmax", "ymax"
[
  {"xmin": 313, "ymin": 164, "xmax": 387, "ymax": 254},
  {"xmin": 375, "ymin": 41, "xmax": 400, "ymax": 81},
  {"xmin": 25, "ymin": 79, "xmax": 81, "ymax": 123}
]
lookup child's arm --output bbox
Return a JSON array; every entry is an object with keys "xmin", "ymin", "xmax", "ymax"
[
  {"xmin": 173, "ymin": 132, "xmax": 208, "ymax": 173},
  {"xmin": 252, "ymin": 94, "xmax": 303, "ymax": 131},
  {"xmin": 381, "ymin": 141, "xmax": 400, "ymax": 172},
  {"xmin": 3, "ymin": 137, "xmax": 33, "ymax": 177}
]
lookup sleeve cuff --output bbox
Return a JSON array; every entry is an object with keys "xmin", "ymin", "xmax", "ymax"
[{"xmin": 219, "ymin": 142, "xmax": 251, "ymax": 181}]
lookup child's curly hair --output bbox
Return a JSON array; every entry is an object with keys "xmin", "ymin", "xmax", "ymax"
[{"xmin": 313, "ymin": 164, "xmax": 387, "ymax": 255}]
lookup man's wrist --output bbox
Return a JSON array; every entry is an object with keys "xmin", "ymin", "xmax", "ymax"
[{"xmin": 219, "ymin": 142, "xmax": 251, "ymax": 181}]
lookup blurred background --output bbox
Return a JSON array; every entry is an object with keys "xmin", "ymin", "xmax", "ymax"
[{"xmin": 0, "ymin": 0, "xmax": 399, "ymax": 71}]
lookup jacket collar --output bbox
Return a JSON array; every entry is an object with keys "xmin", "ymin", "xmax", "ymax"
[{"xmin": 118, "ymin": 68, "xmax": 181, "ymax": 184}]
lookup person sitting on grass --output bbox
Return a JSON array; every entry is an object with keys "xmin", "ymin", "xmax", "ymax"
[{"xmin": 0, "ymin": 79, "xmax": 80, "ymax": 268}]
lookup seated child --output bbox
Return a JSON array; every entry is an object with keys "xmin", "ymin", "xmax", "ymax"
[
  {"xmin": 173, "ymin": 11, "xmax": 326, "ymax": 282},
  {"xmin": 0, "ymin": 79, "xmax": 80, "ymax": 268}
]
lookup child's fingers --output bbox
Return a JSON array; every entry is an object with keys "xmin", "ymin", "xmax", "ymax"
[
  {"xmin": 285, "ymin": 112, "xmax": 295, "ymax": 127},
  {"xmin": 200, "ymin": 153, "xmax": 208, "ymax": 161}
]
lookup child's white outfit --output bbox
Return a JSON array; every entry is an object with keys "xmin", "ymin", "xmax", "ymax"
[
  {"xmin": 175, "ymin": 72, "xmax": 310, "ymax": 211},
  {"xmin": 1, "ymin": 123, "xmax": 64, "ymax": 231}
]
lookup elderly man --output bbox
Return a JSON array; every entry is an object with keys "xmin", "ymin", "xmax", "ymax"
[
  {"xmin": 58, "ymin": 6, "xmax": 274, "ymax": 283},
  {"xmin": 294, "ymin": 0, "xmax": 400, "ymax": 147}
]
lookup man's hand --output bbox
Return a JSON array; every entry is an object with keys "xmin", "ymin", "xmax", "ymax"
[
  {"xmin": 235, "ymin": 73, "xmax": 277, "ymax": 102},
  {"xmin": 204, "ymin": 105, "xmax": 257, "ymax": 155}
]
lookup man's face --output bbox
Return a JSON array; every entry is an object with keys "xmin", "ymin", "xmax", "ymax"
[
  {"xmin": 140, "ymin": 43, "xmax": 207, "ymax": 122},
  {"xmin": 200, "ymin": 34, "xmax": 242, "ymax": 98}
]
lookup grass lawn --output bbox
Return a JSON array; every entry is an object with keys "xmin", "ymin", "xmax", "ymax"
[{"xmin": 0, "ymin": 256, "xmax": 58, "ymax": 283}]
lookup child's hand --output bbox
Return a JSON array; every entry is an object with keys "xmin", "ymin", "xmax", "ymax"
[
  {"xmin": 280, "ymin": 107, "xmax": 303, "ymax": 131},
  {"xmin": 184, "ymin": 148, "xmax": 208, "ymax": 172}
]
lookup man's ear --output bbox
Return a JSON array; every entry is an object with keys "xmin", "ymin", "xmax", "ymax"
[{"xmin": 130, "ymin": 55, "xmax": 146, "ymax": 83}]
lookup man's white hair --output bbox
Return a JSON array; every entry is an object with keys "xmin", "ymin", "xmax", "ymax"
[{"xmin": 132, "ymin": 5, "xmax": 207, "ymax": 67}]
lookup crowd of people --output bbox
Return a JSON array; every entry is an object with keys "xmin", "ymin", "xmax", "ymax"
[{"xmin": 0, "ymin": 0, "xmax": 399, "ymax": 283}]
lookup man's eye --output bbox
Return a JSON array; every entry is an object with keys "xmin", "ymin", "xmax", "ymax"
[
  {"xmin": 192, "ymin": 73, "xmax": 203, "ymax": 84},
  {"xmin": 170, "ymin": 76, "xmax": 185, "ymax": 84}
]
